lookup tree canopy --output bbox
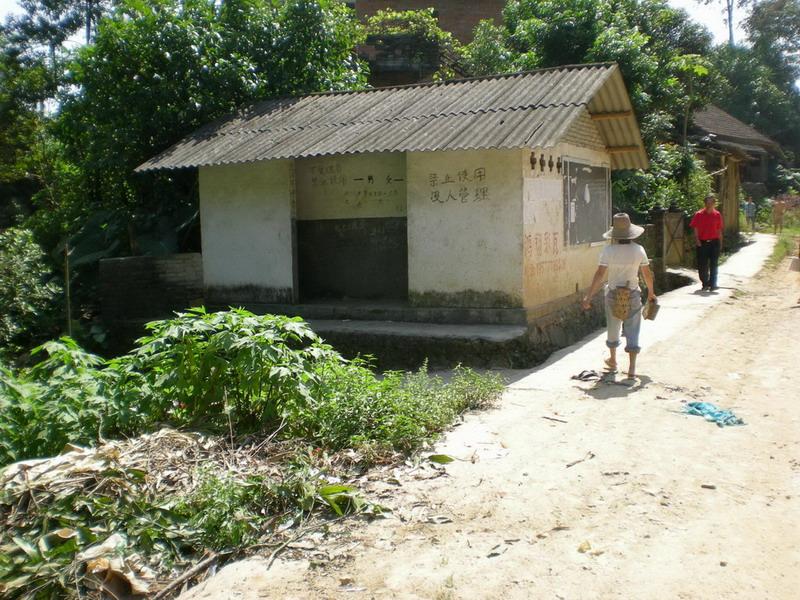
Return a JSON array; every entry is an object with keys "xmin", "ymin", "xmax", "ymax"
[
  {"xmin": 0, "ymin": 0, "xmax": 368, "ymax": 356},
  {"xmin": 462, "ymin": 0, "xmax": 716, "ymax": 148},
  {"xmin": 1, "ymin": 0, "xmax": 798, "ymax": 358}
]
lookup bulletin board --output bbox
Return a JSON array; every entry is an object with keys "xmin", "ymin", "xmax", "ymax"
[{"xmin": 562, "ymin": 161, "xmax": 610, "ymax": 246}]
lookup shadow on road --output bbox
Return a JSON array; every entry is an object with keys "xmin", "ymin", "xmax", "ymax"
[{"xmin": 581, "ymin": 374, "xmax": 653, "ymax": 400}]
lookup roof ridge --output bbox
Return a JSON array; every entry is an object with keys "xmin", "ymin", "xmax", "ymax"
[
  {"xmin": 226, "ymin": 62, "xmax": 617, "ymax": 118},
  {"xmin": 207, "ymin": 102, "xmax": 589, "ymax": 139},
  {"xmin": 697, "ymin": 104, "xmax": 778, "ymax": 147},
  {"xmin": 307, "ymin": 62, "xmax": 617, "ymax": 97}
]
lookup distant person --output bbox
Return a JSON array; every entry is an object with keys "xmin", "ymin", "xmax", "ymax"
[
  {"xmin": 690, "ymin": 195, "xmax": 723, "ymax": 291},
  {"xmin": 581, "ymin": 213, "xmax": 656, "ymax": 379},
  {"xmin": 772, "ymin": 198, "xmax": 786, "ymax": 234},
  {"xmin": 743, "ymin": 197, "xmax": 756, "ymax": 232}
]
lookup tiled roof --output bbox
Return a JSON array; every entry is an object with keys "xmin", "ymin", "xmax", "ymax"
[
  {"xmin": 137, "ymin": 63, "xmax": 648, "ymax": 172},
  {"xmin": 693, "ymin": 104, "xmax": 779, "ymax": 150}
]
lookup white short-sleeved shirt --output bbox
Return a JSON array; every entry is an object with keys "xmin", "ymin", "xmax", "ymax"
[{"xmin": 598, "ymin": 242, "xmax": 649, "ymax": 291}]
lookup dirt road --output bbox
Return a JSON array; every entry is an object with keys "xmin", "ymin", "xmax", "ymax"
[{"xmin": 182, "ymin": 234, "xmax": 800, "ymax": 600}]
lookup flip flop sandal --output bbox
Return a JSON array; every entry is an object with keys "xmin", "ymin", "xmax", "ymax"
[{"xmin": 571, "ymin": 369, "xmax": 601, "ymax": 381}]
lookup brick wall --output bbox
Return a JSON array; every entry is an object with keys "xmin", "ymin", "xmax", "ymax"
[
  {"xmin": 356, "ymin": 0, "xmax": 505, "ymax": 43},
  {"xmin": 562, "ymin": 111, "xmax": 606, "ymax": 152},
  {"xmin": 99, "ymin": 254, "xmax": 203, "ymax": 321}
]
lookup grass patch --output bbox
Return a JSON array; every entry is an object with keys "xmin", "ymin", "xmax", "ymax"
[{"xmin": 767, "ymin": 229, "xmax": 799, "ymax": 268}]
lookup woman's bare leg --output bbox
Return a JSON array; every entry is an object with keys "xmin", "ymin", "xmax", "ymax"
[
  {"xmin": 605, "ymin": 347, "xmax": 617, "ymax": 371},
  {"xmin": 627, "ymin": 351, "xmax": 637, "ymax": 378}
]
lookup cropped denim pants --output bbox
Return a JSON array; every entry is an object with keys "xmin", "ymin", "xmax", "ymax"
[{"xmin": 604, "ymin": 289, "xmax": 643, "ymax": 353}]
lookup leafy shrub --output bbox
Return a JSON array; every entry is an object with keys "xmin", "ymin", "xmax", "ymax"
[
  {"xmin": 112, "ymin": 307, "xmax": 344, "ymax": 431},
  {"xmin": 612, "ymin": 143, "xmax": 713, "ymax": 216},
  {"xmin": 0, "ymin": 308, "xmax": 506, "ymax": 467},
  {"xmin": 0, "ymin": 339, "xmax": 114, "ymax": 465},
  {"xmin": 365, "ymin": 8, "xmax": 463, "ymax": 80},
  {"xmin": 176, "ymin": 464, "xmax": 367, "ymax": 550},
  {"xmin": 177, "ymin": 471, "xmax": 273, "ymax": 550},
  {"xmin": 0, "ymin": 228, "xmax": 62, "ymax": 358}
]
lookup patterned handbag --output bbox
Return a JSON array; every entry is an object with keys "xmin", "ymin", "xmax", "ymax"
[{"xmin": 610, "ymin": 285, "xmax": 631, "ymax": 320}]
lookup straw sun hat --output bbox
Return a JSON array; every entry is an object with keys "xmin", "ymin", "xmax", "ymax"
[{"xmin": 603, "ymin": 212, "xmax": 644, "ymax": 240}]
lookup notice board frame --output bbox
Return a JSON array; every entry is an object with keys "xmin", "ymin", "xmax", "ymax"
[{"xmin": 562, "ymin": 159, "xmax": 611, "ymax": 247}]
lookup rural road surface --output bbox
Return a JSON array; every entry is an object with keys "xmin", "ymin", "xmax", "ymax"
[{"xmin": 182, "ymin": 233, "xmax": 800, "ymax": 600}]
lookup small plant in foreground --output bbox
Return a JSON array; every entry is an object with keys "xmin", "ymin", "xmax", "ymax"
[{"xmin": 0, "ymin": 308, "xmax": 506, "ymax": 598}]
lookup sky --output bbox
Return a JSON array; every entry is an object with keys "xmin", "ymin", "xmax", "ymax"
[{"xmin": 0, "ymin": 0, "xmax": 747, "ymax": 46}]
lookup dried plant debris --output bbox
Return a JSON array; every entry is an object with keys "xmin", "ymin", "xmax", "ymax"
[{"xmin": 0, "ymin": 429, "xmax": 375, "ymax": 599}]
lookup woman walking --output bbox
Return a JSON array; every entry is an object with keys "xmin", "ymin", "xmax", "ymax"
[{"xmin": 581, "ymin": 213, "xmax": 657, "ymax": 378}]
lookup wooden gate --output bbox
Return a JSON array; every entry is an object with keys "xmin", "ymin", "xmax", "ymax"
[{"xmin": 663, "ymin": 211, "xmax": 685, "ymax": 267}]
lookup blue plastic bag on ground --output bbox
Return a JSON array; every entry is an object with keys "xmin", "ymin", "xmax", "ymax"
[{"xmin": 684, "ymin": 401, "xmax": 745, "ymax": 427}]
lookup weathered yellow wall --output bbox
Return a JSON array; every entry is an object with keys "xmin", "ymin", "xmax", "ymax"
[
  {"xmin": 199, "ymin": 161, "xmax": 295, "ymax": 302},
  {"xmin": 522, "ymin": 142, "xmax": 612, "ymax": 312},
  {"xmin": 295, "ymin": 153, "xmax": 406, "ymax": 220},
  {"xmin": 406, "ymin": 148, "xmax": 525, "ymax": 307}
]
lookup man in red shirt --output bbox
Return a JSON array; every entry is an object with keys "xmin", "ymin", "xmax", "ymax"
[{"xmin": 690, "ymin": 195, "xmax": 724, "ymax": 291}]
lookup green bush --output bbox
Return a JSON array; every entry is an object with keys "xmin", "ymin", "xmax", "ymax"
[
  {"xmin": 111, "ymin": 307, "xmax": 344, "ymax": 431},
  {"xmin": 0, "ymin": 339, "xmax": 114, "ymax": 465},
  {"xmin": 0, "ymin": 228, "xmax": 62, "ymax": 358},
  {"xmin": 613, "ymin": 143, "xmax": 713, "ymax": 216},
  {"xmin": 0, "ymin": 308, "xmax": 506, "ymax": 597},
  {"xmin": 177, "ymin": 471, "xmax": 273, "ymax": 550},
  {"xmin": 0, "ymin": 308, "xmax": 506, "ymax": 467}
]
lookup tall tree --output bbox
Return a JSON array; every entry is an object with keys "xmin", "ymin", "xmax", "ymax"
[
  {"xmin": 697, "ymin": 0, "xmax": 750, "ymax": 46},
  {"xmin": 6, "ymin": 0, "xmax": 110, "ymax": 50},
  {"xmin": 745, "ymin": 0, "xmax": 800, "ymax": 84},
  {"xmin": 710, "ymin": 44, "xmax": 800, "ymax": 157},
  {"xmin": 56, "ymin": 0, "xmax": 366, "ymax": 248},
  {"xmin": 463, "ymin": 0, "xmax": 716, "ymax": 148}
]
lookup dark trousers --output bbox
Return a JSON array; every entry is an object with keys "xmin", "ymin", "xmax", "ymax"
[{"xmin": 697, "ymin": 239, "xmax": 720, "ymax": 288}]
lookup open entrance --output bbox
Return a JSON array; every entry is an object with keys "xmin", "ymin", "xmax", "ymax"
[{"xmin": 295, "ymin": 153, "xmax": 408, "ymax": 301}]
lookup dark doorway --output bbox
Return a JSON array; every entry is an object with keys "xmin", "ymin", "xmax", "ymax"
[{"xmin": 297, "ymin": 217, "xmax": 408, "ymax": 300}]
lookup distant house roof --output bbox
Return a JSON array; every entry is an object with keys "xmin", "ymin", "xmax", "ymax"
[
  {"xmin": 693, "ymin": 105, "xmax": 780, "ymax": 155},
  {"xmin": 137, "ymin": 63, "xmax": 648, "ymax": 173}
]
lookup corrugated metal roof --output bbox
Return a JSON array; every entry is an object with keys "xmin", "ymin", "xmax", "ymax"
[
  {"xmin": 137, "ymin": 63, "xmax": 648, "ymax": 173},
  {"xmin": 693, "ymin": 104, "xmax": 779, "ymax": 151}
]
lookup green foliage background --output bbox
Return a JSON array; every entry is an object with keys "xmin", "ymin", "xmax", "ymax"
[
  {"xmin": 0, "ymin": 228, "xmax": 62, "ymax": 358},
  {"xmin": 0, "ymin": 0, "xmax": 799, "ymax": 355}
]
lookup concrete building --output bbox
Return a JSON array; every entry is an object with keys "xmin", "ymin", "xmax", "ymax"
[{"xmin": 138, "ymin": 63, "xmax": 648, "ymax": 365}]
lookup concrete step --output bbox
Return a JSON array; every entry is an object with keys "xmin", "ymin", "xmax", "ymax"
[
  {"xmin": 231, "ymin": 301, "xmax": 528, "ymax": 326},
  {"xmin": 309, "ymin": 319, "xmax": 527, "ymax": 342},
  {"xmin": 304, "ymin": 319, "xmax": 530, "ymax": 369}
]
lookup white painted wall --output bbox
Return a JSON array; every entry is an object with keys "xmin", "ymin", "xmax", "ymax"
[
  {"xmin": 295, "ymin": 153, "xmax": 406, "ymax": 220},
  {"xmin": 523, "ymin": 143, "xmax": 612, "ymax": 310},
  {"xmin": 407, "ymin": 148, "xmax": 525, "ymax": 306},
  {"xmin": 199, "ymin": 160, "xmax": 294, "ymax": 300}
]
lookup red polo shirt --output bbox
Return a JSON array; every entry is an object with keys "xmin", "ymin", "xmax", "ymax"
[{"xmin": 690, "ymin": 208, "xmax": 723, "ymax": 241}]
